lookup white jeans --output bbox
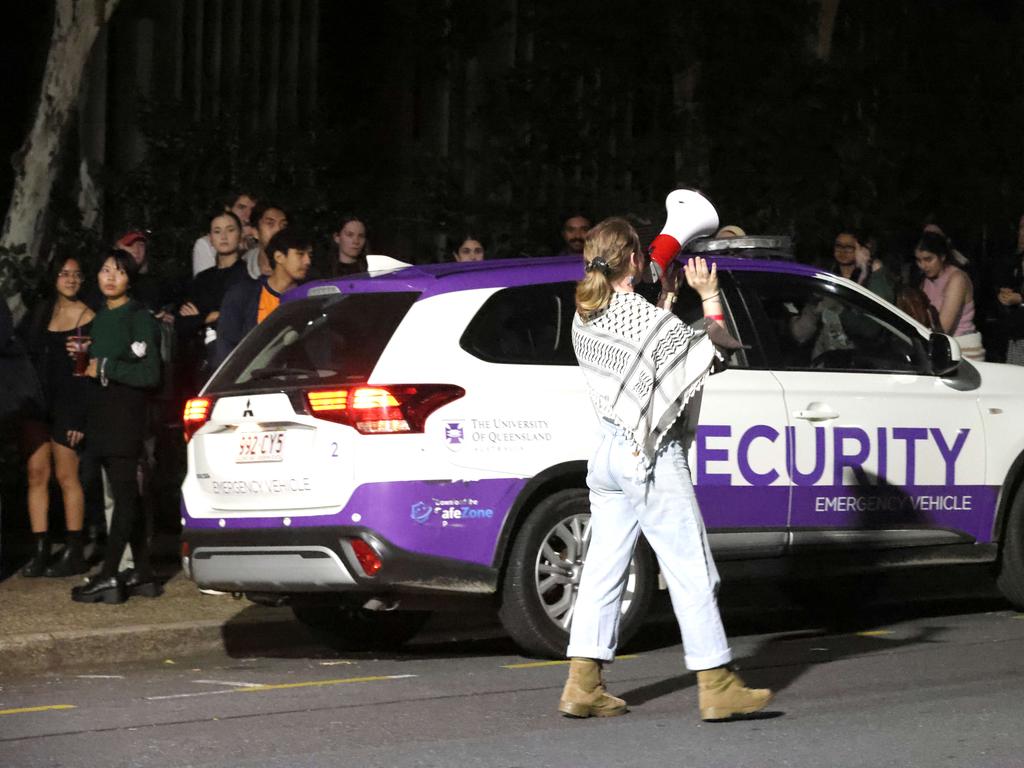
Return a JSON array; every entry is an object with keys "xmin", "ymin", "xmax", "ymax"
[{"xmin": 567, "ymin": 424, "xmax": 732, "ymax": 670}]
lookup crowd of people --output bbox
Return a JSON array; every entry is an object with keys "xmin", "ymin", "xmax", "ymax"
[{"xmin": 4, "ymin": 189, "xmax": 1024, "ymax": 605}]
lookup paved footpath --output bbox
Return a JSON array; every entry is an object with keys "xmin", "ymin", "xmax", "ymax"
[{"xmin": 0, "ymin": 569, "xmax": 305, "ymax": 680}]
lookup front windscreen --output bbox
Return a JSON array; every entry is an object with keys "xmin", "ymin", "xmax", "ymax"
[{"xmin": 207, "ymin": 291, "xmax": 419, "ymax": 393}]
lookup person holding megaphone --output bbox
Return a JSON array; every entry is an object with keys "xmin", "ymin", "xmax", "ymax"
[{"xmin": 558, "ymin": 191, "xmax": 773, "ymax": 722}]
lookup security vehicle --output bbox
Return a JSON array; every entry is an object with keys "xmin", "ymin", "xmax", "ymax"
[{"xmin": 180, "ymin": 241, "xmax": 1024, "ymax": 657}]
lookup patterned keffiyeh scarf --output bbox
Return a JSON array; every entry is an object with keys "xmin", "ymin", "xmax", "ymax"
[{"xmin": 572, "ymin": 291, "xmax": 715, "ymax": 473}]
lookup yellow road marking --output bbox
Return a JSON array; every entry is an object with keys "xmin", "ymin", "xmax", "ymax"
[
  {"xmin": 1013, "ymin": 614, "xmax": 1024, "ymax": 620},
  {"xmin": 503, "ymin": 655, "xmax": 638, "ymax": 669},
  {"xmin": 855, "ymin": 630, "xmax": 893, "ymax": 637},
  {"xmin": 0, "ymin": 705, "xmax": 76, "ymax": 716},
  {"xmin": 238, "ymin": 674, "xmax": 416, "ymax": 692}
]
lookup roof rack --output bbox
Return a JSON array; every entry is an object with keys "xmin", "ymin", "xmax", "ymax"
[{"xmin": 685, "ymin": 235, "xmax": 794, "ymax": 260}]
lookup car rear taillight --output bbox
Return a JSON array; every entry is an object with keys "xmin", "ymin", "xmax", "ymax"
[
  {"xmin": 305, "ymin": 384, "xmax": 464, "ymax": 434},
  {"xmin": 183, "ymin": 397, "xmax": 212, "ymax": 442}
]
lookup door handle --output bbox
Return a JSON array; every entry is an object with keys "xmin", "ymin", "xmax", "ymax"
[{"xmin": 793, "ymin": 405, "xmax": 839, "ymax": 421}]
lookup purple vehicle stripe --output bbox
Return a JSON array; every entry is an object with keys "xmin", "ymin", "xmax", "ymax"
[
  {"xmin": 696, "ymin": 486, "xmax": 790, "ymax": 528},
  {"xmin": 182, "ymin": 478, "xmax": 998, "ymax": 569},
  {"xmin": 287, "ymin": 255, "xmax": 822, "ymax": 303},
  {"xmin": 183, "ymin": 478, "xmax": 527, "ymax": 566},
  {"xmin": 788, "ymin": 485, "xmax": 999, "ymax": 542}
]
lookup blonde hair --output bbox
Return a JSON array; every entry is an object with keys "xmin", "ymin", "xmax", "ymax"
[{"xmin": 575, "ymin": 217, "xmax": 641, "ymax": 320}]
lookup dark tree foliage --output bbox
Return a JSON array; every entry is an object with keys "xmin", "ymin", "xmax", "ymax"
[{"xmin": 88, "ymin": 0, "xmax": 1024, "ymax": 273}]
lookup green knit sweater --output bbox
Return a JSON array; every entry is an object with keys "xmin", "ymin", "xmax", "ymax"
[{"xmin": 89, "ymin": 299, "xmax": 161, "ymax": 388}]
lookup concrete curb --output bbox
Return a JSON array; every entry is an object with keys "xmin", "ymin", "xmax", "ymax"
[{"xmin": 0, "ymin": 611, "xmax": 316, "ymax": 679}]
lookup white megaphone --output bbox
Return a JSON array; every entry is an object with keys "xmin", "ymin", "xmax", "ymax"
[{"xmin": 645, "ymin": 189, "xmax": 720, "ymax": 281}]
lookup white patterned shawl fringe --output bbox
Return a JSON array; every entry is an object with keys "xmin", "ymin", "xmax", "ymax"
[{"xmin": 573, "ymin": 291, "xmax": 715, "ymax": 476}]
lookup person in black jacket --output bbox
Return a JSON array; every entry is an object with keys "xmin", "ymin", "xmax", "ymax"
[
  {"xmin": 177, "ymin": 210, "xmax": 247, "ymax": 389},
  {"xmin": 71, "ymin": 250, "xmax": 161, "ymax": 604},
  {"xmin": 18, "ymin": 257, "xmax": 95, "ymax": 577},
  {"xmin": 213, "ymin": 228, "xmax": 312, "ymax": 367}
]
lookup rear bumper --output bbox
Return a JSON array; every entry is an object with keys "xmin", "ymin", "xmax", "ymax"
[
  {"xmin": 191, "ymin": 545, "xmax": 357, "ymax": 591},
  {"xmin": 182, "ymin": 526, "xmax": 499, "ymax": 596}
]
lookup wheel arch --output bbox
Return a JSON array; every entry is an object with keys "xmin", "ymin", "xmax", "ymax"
[
  {"xmin": 993, "ymin": 446, "xmax": 1024, "ymax": 550},
  {"xmin": 491, "ymin": 461, "xmax": 588, "ymax": 581}
]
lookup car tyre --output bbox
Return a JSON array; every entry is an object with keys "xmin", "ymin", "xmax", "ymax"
[
  {"xmin": 498, "ymin": 488, "xmax": 656, "ymax": 659},
  {"xmin": 291, "ymin": 603, "xmax": 431, "ymax": 651},
  {"xmin": 996, "ymin": 488, "xmax": 1024, "ymax": 610}
]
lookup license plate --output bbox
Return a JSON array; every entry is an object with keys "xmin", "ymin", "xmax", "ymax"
[{"xmin": 236, "ymin": 431, "xmax": 286, "ymax": 463}]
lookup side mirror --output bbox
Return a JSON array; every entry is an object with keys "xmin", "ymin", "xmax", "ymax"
[{"xmin": 929, "ymin": 333, "xmax": 961, "ymax": 376}]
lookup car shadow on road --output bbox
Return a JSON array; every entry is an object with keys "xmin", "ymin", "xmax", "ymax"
[
  {"xmin": 218, "ymin": 605, "xmax": 523, "ymax": 662},
  {"xmin": 616, "ymin": 564, "xmax": 1009, "ymax": 708}
]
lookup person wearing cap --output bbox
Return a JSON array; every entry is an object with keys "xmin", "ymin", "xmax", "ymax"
[
  {"xmin": 214, "ymin": 228, "xmax": 312, "ymax": 367},
  {"xmin": 112, "ymin": 229, "xmax": 177, "ymax": 319}
]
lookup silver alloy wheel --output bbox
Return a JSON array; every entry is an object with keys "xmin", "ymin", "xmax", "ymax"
[{"xmin": 533, "ymin": 512, "xmax": 637, "ymax": 629}]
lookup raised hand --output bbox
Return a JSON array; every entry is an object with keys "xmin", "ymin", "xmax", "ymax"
[{"xmin": 683, "ymin": 257, "xmax": 719, "ymax": 300}]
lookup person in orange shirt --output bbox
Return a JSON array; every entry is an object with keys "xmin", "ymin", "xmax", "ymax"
[{"xmin": 214, "ymin": 229, "xmax": 312, "ymax": 366}]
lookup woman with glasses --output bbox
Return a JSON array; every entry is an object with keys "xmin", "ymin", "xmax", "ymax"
[
  {"xmin": 19, "ymin": 257, "xmax": 94, "ymax": 577},
  {"xmin": 71, "ymin": 250, "xmax": 161, "ymax": 603}
]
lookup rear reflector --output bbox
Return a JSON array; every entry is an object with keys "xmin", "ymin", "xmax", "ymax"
[
  {"xmin": 305, "ymin": 384, "xmax": 464, "ymax": 434},
  {"xmin": 183, "ymin": 398, "xmax": 212, "ymax": 442},
  {"xmin": 350, "ymin": 539, "xmax": 382, "ymax": 576}
]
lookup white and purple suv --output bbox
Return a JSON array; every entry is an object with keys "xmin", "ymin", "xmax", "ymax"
[{"xmin": 180, "ymin": 240, "xmax": 1024, "ymax": 657}]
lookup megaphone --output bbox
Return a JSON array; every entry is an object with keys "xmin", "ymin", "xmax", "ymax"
[{"xmin": 646, "ymin": 189, "xmax": 720, "ymax": 281}]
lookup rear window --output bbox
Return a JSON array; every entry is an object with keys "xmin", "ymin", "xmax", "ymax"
[
  {"xmin": 461, "ymin": 282, "xmax": 578, "ymax": 365},
  {"xmin": 207, "ymin": 292, "xmax": 419, "ymax": 393}
]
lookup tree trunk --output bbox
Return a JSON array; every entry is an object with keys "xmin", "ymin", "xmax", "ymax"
[
  {"xmin": 1, "ymin": 0, "xmax": 121, "ymax": 301},
  {"xmin": 816, "ymin": 0, "xmax": 840, "ymax": 62}
]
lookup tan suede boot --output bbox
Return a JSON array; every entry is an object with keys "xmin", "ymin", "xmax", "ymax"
[
  {"xmin": 696, "ymin": 667, "xmax": 772, "ymax": 721},
  {"xmin": 558, "ymin": 657, "xmax": 628, "ymax": 718}
]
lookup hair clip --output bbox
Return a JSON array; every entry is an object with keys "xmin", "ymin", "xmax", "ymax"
[{"xmin": 586, "ymin": 257, "xmax": 611, "ymax": 276}]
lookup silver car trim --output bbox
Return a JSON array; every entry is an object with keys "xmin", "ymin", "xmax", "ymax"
[{"xmin": 191, "ymin": 545, "xmax": 356, "ymax": 591}]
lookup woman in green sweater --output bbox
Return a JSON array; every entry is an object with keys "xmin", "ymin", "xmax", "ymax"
[{"xmin": 72, "ymin": 250, "xmax": 161, "ymax": 604}]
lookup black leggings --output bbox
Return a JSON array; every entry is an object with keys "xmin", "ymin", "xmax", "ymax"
[{"xmin": 94, "ymin": 454, "xmax": 150, "ymax": 579}]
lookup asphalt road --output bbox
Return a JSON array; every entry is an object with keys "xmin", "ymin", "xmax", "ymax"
[{"xmin": 2, "ymin": 567, "xmax": 1023, "ymax": 768}]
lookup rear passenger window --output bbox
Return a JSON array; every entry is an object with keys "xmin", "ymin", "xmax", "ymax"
[{"xmin": 461, "ymin": 283, "xmax": 578, "ymax": 365}]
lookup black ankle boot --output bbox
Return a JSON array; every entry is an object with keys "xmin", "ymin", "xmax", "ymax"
[
  {"xmin": 44, "ymin": 532, "xmax": 87, "ymax": 577},
  {"xmin": 120, "ymin": 567, "xmax": 163, "ymax": 598},
  {"xmin": 70, "ymin": 574, "xmax": 127, "ymax": 604},
  {"xmin": 20, "ymin": 534, "xmax": 50, "ymax": 578}
]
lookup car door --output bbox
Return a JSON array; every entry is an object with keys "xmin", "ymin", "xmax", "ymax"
[
  {"xmin": 736, "ymin": 270, "xmax": 990, "ymax": 551},
  {"xmin": 672, "ymin": 272, "xmax": 791, "ymax": 558}
]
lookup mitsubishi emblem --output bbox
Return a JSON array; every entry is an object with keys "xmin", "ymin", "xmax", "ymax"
[{"xmin": 242, "ymin": 399, "xmax": 254, "ymax": 418}]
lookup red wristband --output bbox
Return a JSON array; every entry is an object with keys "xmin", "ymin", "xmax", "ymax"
[{"xmin": 705, "ymin": 314, "xmax": 724, "ymax": 321}]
